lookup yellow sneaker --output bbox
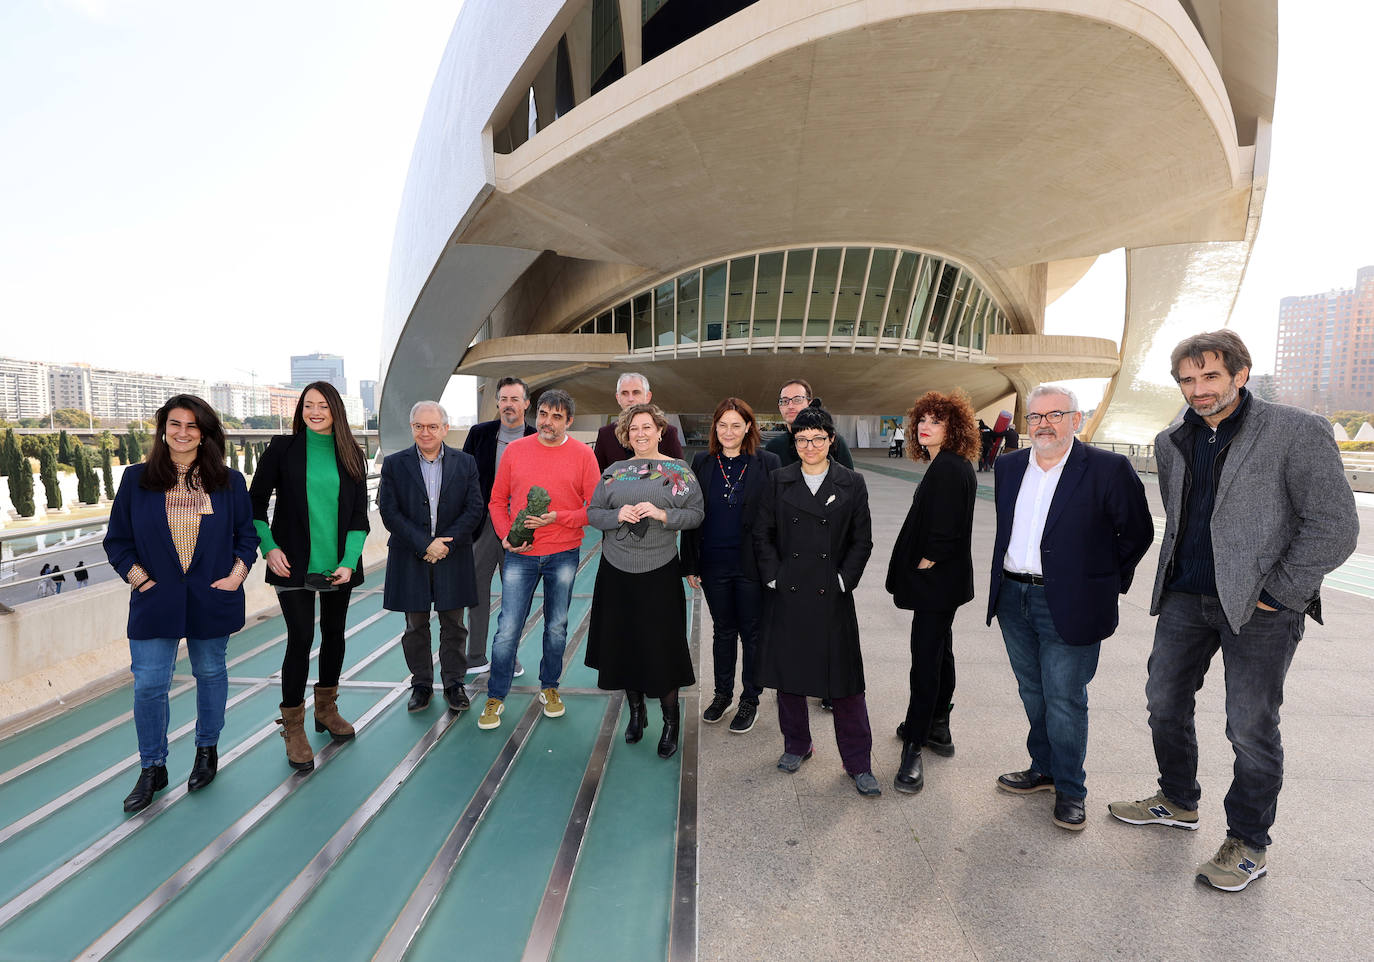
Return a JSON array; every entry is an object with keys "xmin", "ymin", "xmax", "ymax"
[
  {"xmin": 539, "ymin": 688, "xmax": 565, "ymax": 718},
  {"xmin": 477, "ymin": 698, "xmax": 504, "ymax": 730}
]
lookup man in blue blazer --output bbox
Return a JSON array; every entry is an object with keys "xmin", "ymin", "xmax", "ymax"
[
  {"xmin": 461, "ymin": 376, "xmax": 536, "ymax": 675},
  {"xmin": 380, "ymin": 401, "xmax": 486, "ymax": 713},
  {"xmin": 986, "ymin": 384, "xmax": 1153, "ymax": 830}
]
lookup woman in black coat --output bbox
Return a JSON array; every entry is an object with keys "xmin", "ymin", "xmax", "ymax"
[
  {"xmin": 249, "ymin": 381, "xmax": 370, "ymax": 772},
  {"xmin": 681, "ymin": 398, "xmax": 780, "ymax": 735},
  {"xmin": 754, "ymin": 404, "xmax": 878, "ymax": 796},
  {"xmin": 885, "ymin": 390, "xmax": 979, "ymax": 793}
]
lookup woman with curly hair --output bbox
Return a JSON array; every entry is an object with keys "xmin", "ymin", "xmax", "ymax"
[
  {"xmin": 885, "ymin": 390, "xmax": 979, "ymax": 793},
  {"xmin": 586, "ymin": 403, "xmax": 704, "ymax": 758}
]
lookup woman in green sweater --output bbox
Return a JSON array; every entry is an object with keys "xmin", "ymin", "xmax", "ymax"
[{"xmin": 249, "ymin": 382, "xmax": 370, "ymax": 772}]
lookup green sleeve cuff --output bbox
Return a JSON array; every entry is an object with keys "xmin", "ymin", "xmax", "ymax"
[
  {"xmin": 254, "ymin": 520, "xmax": 279, "ymax": 557},
  {"xmin": 341, "ymin": 529, "xmax": 367, "ymax": 570}
]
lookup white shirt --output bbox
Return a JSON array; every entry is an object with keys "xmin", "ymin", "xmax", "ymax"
[{"xmin": 1002, "ymin": 441, "xmax": 1073, "ymax": 576}]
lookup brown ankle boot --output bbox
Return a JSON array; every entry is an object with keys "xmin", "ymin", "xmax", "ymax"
[
  {"xmin": 313, "ymin": 685, "xmax": 355, "ymax": 741},
  {"xmin": 276, "ymin": 703, "xmax": 315, "ymax": 772}
]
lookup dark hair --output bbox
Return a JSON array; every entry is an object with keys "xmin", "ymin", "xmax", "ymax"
[
  {"xmin": 1170, "ymin": 330, "xmax": 1252, "ymax": 381},
  {"xmin": 142, "ymin": 393, "xmax": 229, "ymax": 492},
  {"xmin": 708, "ymin": 397, "xmax": 761, "ymax": 456},
  {"xmin": 496, "ymin": 376, "xmax": 529, "ymax": 400},
  {"xmin": 778, "ymin": 377, "xmax": 812, "ymax": 399},
  {"xmin": 293, "ymin": 381, "xmax": 367, "ymax": 482},
  {"xmin": 614, "ymin": 403, "xmax": 669, "ymax": 447},
  {"xmin": 538, "ymin": 388, "xmax": 575, "ymax": 418},
  {"xmin": 790, "ymin": 403, "xmax": 835, "ymax": 439},
  {"xmin": 906, "ymin": 390, "xmax": 980, "ymax": 463}
]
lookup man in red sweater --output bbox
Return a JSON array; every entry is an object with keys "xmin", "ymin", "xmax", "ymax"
[{"xmin": 479, "ymin": 389, "xmax": 601, "ymax": 729}]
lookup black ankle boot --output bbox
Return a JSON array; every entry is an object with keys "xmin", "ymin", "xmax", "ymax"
[
  {"xmin": 894, "ymin": 742, "xmax": 924, "ymax": 794},
  {"xmin": 123, "ymin": 764, "xmax": 169, "ymax": 813},
  {"xmin": 657, "ymin": 703, "xmax": 681, "ymax": 759},
  {"xmin": 927, "ymin": 702, "xmax": 955, "ymax": 757},
  {"xmin": 625, "ymin": 691, "xmax": 647, "ymax": 743},
  {"xmin": 187, "ymin": 745, "xmax": 218, "ymax": 792}
]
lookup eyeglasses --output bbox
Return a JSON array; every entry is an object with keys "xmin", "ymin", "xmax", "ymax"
[
  {"xmin": 778, "ymin": 395, "xmax": 810, "ymax": 407},
  {"xmin": 1024, "ymin": 410, "xmax": 1076, "ymax": 426},
  {"xmin": 411, "ymin": 423, "xmax": 444, "ymax": 434},
  {"xmin": 794, "ymin": 435, "xmax": 830, "ymax": 449}
]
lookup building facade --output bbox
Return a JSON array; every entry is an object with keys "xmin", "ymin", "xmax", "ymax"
[
  {"xmin": 1275, "ymin": 266, "xmax": 1374, "ymax": 413},
  {"xmin": 359, "ymin": 379, "xmax": 378, "ymax": 417},
  {"xmin": 290, "ymin": 353, "xmax": 347, "ymax": 395},
  {"xmin": 209, "ymin": 382, "xmax": 273, "ymax": 420},
  {"xmin": 377, "ymin": 0, "xmax": 1276, "ymax": 451},
  {"xmin": 0, "ymin": 357, "xmax": 53, "ymax": 420}
]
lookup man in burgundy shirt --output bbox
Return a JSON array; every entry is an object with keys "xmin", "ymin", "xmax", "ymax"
[{"xmin": 593, "ymin": 372, "xmax": 684, "ymax": 470}]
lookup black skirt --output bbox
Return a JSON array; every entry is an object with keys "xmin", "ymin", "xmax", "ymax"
[{"xmin": 585, "ymin": 557, "xmax": 695, "ymax": 696}]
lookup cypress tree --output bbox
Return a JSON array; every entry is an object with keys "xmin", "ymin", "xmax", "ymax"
[
  {"xmin": 101, "ymin": 444, "xmax": 115, "ymax": 500},
  {"xmin": 39, "ymin": 445, "xmax": 62, "ymax": 510},
  {"xmin": 57, "ymin": 430, "xmax": 72, "ymax": 465},
  {"xmin": 130, "ymin": 431, "xmax": 144, "ymax": 461},
  {"xmin": 243, "ymin": 440, "xmax": 255, "ymax": 474},
  {"xmin": 1, "ymin": 428, "xmax": 20, "ymax": 478},
  {"xmin": 228, "ymin": 442, "xmax": 240, "ymax": 471},
  {"xmin": 11, "ymin": 452, "xmax": 35, "ymax": 518},
  {"xmin": 73, "ymin": 445, "xmax": 98, "ymax": 504}
]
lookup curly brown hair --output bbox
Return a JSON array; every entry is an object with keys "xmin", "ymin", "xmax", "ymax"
[
  {"xmin": 614, "ymin": 403, "xmax": 669, "ymax": 448},
  {"xmin": 906, "ymin": 390, "xmax": 979, "ymax": 462}
]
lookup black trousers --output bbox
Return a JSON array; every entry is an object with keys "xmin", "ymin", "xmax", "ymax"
[
  {"xmin": 277, "ymin": 586, "xmax": 353, "ymax": 707},
  {"xmin": 902, "ymin": 609, "xmax": 956, "ymax": 744}
]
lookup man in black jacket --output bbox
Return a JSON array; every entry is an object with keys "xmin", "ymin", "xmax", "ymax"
[{"xmin": 460, "ymin": 377, "xmax": 535, "ymax": 676}]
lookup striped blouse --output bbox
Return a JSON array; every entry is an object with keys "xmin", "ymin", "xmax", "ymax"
[{"xmin": 128, "ymin": 463, "xmax": 248, "ymax": 588}]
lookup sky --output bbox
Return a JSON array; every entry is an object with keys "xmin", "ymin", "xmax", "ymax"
[{"xmin": 2, "ymin": 1, "xmax": 1371, "ymax": 419}]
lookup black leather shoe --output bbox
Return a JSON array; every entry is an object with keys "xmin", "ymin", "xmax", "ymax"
[
  {"xmin": 407, "ymin": 687, "xmax": 433, "ymax": 712},
  {"xmin": 123, "ymin": 764, "xmax": 168, "ymax": 813},
  {"xmin": 894, "ymin": 742, "xmax": 924, "ymax": 794},
  {"xmin": 625, "ymin": 691, "xmax": 647, "ymax": 743},
  {"xmin": 444, "ymin": 685, "xmax": 470, "ymax": 713},
  {"xmin": 997, "ymin": 769, "xmax": 1055, "ymax": 794},
  {"xmin": 1053, "ymin": 791, "xmax": 1087, "ymax": 830},
  {"xmin": 187, "ymin": 746, "xmax": 218, "ymax": 792},
  {"xmin": 926, "ymin": 705, "xmax": 955, "ymax": 757},
  {"xmin": 657, "ymin": 703, "xmax": 681, "ymax": 759}
]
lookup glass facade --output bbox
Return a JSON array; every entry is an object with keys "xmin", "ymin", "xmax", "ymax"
[{"xmin": 571, "ymin": 245, "xmax": 1012, "ymax": 356}]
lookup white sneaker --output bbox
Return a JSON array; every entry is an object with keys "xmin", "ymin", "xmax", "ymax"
[{"xmin": 465, "ymin": 659, "xmax": 491, "ymax": 676}]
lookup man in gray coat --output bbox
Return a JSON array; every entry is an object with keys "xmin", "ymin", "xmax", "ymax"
[
  {"xmin": 1109, "ymin": 330, "xmax": 1358, "ymax": 892},
  {"xmin": 379, "ymin": 401, "xmax": 485, "ymax": 714}
]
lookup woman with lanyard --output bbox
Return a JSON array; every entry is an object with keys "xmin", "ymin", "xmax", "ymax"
[
  {"xmin": 104, "ymin": 394, "xmax": 258, "ymax": 811},
  {"xmin": 681, "ymin": 398, "xmax": 780, "ymax": 734},
  {"xmin": 250, "ymin": 381, "xmax": 370, "ymax": 772}
]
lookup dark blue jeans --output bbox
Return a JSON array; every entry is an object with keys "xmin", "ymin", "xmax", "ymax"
[
  {"xmin": 700, "ymin": 552, "xmax": 762, "ymax": 703},
  {"xmin": 130, "ymin": 635, "xmax": 229, "ymax": 767},
  {"xmin": 1147, "ymin": 591, "xmax": 1304, "ymax": 848},
  {"xmin": 488, "ymin": 547, "xmax": 578, "ymax": 700},
  {"xmin": 996, "ymin": 581, "xmax": 1101, "ymax": 800}
]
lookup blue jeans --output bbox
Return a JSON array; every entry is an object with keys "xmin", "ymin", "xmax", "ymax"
[
  {"xmin": 1147, "ymin": 591, "xmax": 1304, "ymax": 849},
  {"xmin": 699, "ymin": 551, "xmax": 762, "ymax": 702},
  {"xmin": 130, "ymin": 635, "xmax": 229, "ymax": 767},
  {"xmin": 488, "ymin": 547, "xmax": 578, "ymax": 700},
  {"xmin": 996, "ymin": 582, "xmax": 1101, "ymax": 799}
]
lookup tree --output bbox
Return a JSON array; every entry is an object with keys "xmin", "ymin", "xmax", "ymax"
[
  {"xmin": 125, "ymin": 431, "xmax": 143, "ymax": 463},
  {"xmin": 219, "ymin": 413, "xmax": 244, "ymax": 428},
  {"xmin": 57, "ymin": 430, "xmax": 73, "ymax": 465},
  {"xmin": 10, "ymin": 453, "xmax": 35, "ymax": 518},
  {"xmin": 39, "ymin": 445, "xmax": 62, "ymax": 510},
  {"xmin": 51, "ymin": 408, "xmax": 91, "ymax": 428},
  {"xmin": 73, "ymin": 444, "xmax": 100, "ymax": 504},
  {"xmin": 101, "ymin": 444, "xmax": 115, "ymax": 500},
  {"xmin": 228, "ymin": 441, "xmax": 240, "ymax": 471},
  {"xmin": 243, "ymin": 440, "xmax": 255, "ymax": 474},
  {"xmin": 1, "ymin": 428, "xmax": 20, "ymax": 478}
]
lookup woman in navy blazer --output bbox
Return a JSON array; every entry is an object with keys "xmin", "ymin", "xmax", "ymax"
[
  {"xmin": 681, "ymin": 398, "xmax": 780, "ymax": 735},
  {"xmin": 104, "ymin": 394, "xmax": 258, "ymax": 813},
  {"xmin": 885, "ymin": 391, "xmax": 979, "ymax": 794}
]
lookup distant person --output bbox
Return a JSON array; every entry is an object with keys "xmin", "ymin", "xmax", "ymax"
[
  {"xmin": 1109, "ymin": 330, "xmax": 1358, "ymax": 892},
  {"xmin": 987, "ymin": 384, "xmax": 1152, "ymax": 831},
  {"xmin": 37, "ymin": 563, "xmax": 53, "ymax": 599},
  {"xmin": 74, "ymin": 561, "xmax": 89, "ymax": 588},
  {"xmin": 978, "ymin": 419, "xmax": 995, "ymax": 471},
  {"xmin": 480, "ymin": 389, "xmax": 600, "ymax": 731},
  {"xmin": 50, "ymin": 564, "xmax": 65, "ymax": 594},
  {"xmin": 682, "ymin": 398, "xmax": 781, "ymax": 734},
  {"xmin": 250, "ymin": 381, "xmax": 371, "ymax": 773},
  {"xmin": 593, "ymin": 373, "xmax": 684, "ymax": 470},
  {"xmin": 586, "ymin": 404, "xmax": 704, "ymax": 757},
  {"xmin": 104, "ymin": 393, "xmax": 258, "ymax": 812},
  {"xmin": 755, "ymin": 404, "xmax": 878, "ymax": 796},
  {"xmin": 379, "ymin": 401, "xmax": 485, "ymax": 715},
  {"xmin": 890, "ymin": 426, "xmax": 905, "ymax": 458},
  {"xmin": 885, "ymin": 391, "xmax": 979, "ymax": 794},
  {"xmin": 461, "ymin": 376, "xmax": 535, "ymax": 678},
  {"xmin": 764, "ymin": 378, "xmax": 854, "ymax": 469},
  {"xmin": 1001, "ymin": 423, "xmax": 1019, "ymax": 453}
]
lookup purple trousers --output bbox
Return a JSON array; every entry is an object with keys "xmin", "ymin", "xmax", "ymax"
[{"xmin": 777, "ymin": 691, "xmax": 873, "ymax": 775}]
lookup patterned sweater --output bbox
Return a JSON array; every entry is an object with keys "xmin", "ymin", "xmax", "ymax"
[{"xmin": 587, "ymin": 458, "xmax": 704, "ymax": 573}]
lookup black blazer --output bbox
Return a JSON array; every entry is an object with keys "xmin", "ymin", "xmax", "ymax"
[
  {"xmin": 462, "ymin": 419, "xmax": 535, "ymax": 525},
  {"xmin": 249, "ymin": 433, "xmax": 371, "ymax": 588},
  {"xmin": 679, "ymin": 448, "xmax": 781, "ymax": 580},
  {"xmin": 985, "ymin": 442, "xmax": 1153, "ymax": 645},
  {"xmin": 886, "ymin": 449, "xmax": 977, "ymax": 611}
]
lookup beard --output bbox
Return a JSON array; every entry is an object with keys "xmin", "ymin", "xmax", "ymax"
[{"xmin": 1189, "ymin": 382, "xmax": 1239, "ymax": 418}]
